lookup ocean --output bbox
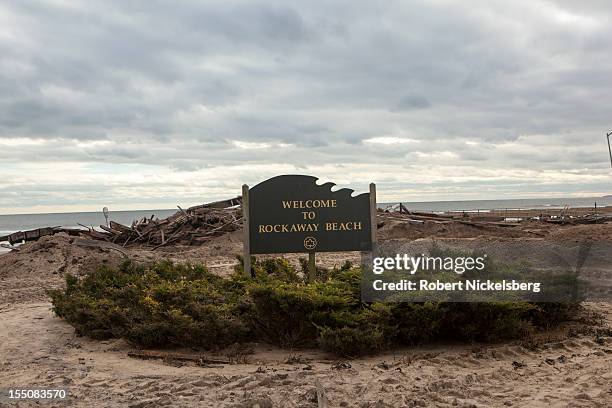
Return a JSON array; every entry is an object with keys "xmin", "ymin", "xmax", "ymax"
[{"xmin": 1, "ymin": 196, "xmax": 611, "ymax": 253}]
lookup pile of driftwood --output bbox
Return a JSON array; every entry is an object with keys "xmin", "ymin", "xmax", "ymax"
[
  {"xmin": 380, "ymin": 203, "xmax": 610, "ymax": 227},
  {"xmin": 87, "ymin": 197, "xmax": 243, "ymax": 248},
  {"xmin": 541, "ymin": 215, "xmax": 608, "ymax": 225},
  {"xmin": 0, "ymin": 197, "xmax": 243, "ymax": 249},
  {"xmin": 379, "ymin": 203, "xmax": 520, "ymax": 228}
]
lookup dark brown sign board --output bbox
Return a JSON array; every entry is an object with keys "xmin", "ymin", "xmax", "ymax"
[{"xmin": 242, "ymin": 175, "xmax": 376, "ymax": 276}]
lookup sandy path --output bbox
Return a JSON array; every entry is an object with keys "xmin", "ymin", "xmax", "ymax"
[{"xmin": 1, "ymin": 301, "xmax": 610, "ymax": 407}]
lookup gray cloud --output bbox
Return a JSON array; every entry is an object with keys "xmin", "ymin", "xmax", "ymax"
[
  {"xmin": 392, "ymin": 95, "xmax": 432, "ymax": 111},
  {"xmin": 0, "ymin": 0, "xmax": 611, "ymax": 212}
]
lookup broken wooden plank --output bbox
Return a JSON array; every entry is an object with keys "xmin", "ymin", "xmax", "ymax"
[
  {"xmin": 109, "ymin": 221, "xmax": 133, "ymax": 233},
  {"xmin": 3, "ymin": 227, "xmax": 58, "ymax": 245},
  {"xmin": 194, "ymin": 196, "xmax": 242, "ymax": 210},
  {"xmin": 99, "ymin": 225, "xmax": 123, "ymax": 235},
  {"xmin": 408, "ymin": 210, "xmax": 454, "ymax": 219}
]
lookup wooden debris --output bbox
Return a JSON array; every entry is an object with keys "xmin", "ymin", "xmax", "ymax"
[
  {"xmin": 85, "ymin": 196, "xmax": 244, "ymax": 249},
  {"xmin": 542, "ymin": 215, "xmax": 608, "ymax": 225},
  {"xmin": 0, "ymin": 197, "xmax": 243, "ymax": 248},
  {"xmin": 0, "ymin": 227, "xmax": 61, "ymax": 245},
  {"xmin": 381, "ymin": 205, "xmax": 611, "ymax": 229}
]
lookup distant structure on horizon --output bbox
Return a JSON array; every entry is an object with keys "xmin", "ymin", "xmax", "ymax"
[{"xmin": 607, "ymin": 131, "xmax": 612, "ymax": 168}]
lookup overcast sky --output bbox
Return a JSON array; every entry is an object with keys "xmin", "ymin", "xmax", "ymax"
[{"xmin": 1, "ymin": 0, "xmax": 611, "ymax": 214}]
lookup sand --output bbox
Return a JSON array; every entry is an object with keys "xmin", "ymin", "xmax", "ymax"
[
  {"xmin": 1, "ymin": 222, "xmax": 611, "ymax": 407},
  {"xmin": 1, "ymin": 301, "xmax": 610, "ymax": 407}
]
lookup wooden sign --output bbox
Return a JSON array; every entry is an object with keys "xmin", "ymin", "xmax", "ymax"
[{"xmin": 242, "ymin": 175, "xmax": 376, "ymax": 276}]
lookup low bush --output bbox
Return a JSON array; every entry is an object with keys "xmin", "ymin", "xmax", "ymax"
[
  {"xmin": 49, "ymin": 260, "xmax": 250, "ymax": 348},
  {"xmin": 49, "ymin": 258, "xmax": 578, "ymax": 357}
]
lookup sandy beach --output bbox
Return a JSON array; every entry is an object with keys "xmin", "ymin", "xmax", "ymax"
[{"xmin": 1, "ymin": 220, "xmax": 611, "ymax": 407}]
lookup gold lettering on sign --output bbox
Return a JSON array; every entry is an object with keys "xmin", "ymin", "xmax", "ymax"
[
  {"xmin": 257, "ymin": 223, "xmax": 320, "ymax": 233},
  {"xmin": 261, "ymin": 198, "xmax": 363, "ymax": 236},
  {"xmin": 282, "ymin": 199, "xmax": 337, "ymax": 209},
  {"xmin": 325, "ymin": 222, "xmax": 362, "ymax": 231}
]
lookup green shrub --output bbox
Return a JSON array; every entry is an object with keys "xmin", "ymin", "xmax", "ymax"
[
  {"xmin": 49, "ymin": 258, "xmax": 578, "ymax": 356},
  {"xmin": 391, "ymin": 302, "xmax": 444, "ymax": 344},
  {"xmin": 298, "ymin": 258, "xmax": 353, "ymax": 281},
  {"xmin": 247, "ymin": 279, "xmax": 356, "ymax": 347},
  {"xmin": 437, "ymin": 302, "xmax": 537, "ymax": 342},
  {"xmin": 318, "ymin": 326, "xmax": 386, "ymax": 357},
  {"xmin": 49, "ymin": 260, "xmax": 250, "ymax": 349},
  {"xmin": 235, "ymin": 255, "xmax": 300, "ymax": 282}
]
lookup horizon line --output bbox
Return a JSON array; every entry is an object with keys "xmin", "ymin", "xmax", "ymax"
[{"xmin": 1, "ymin": 194, "xmax": 610, "ymax": 217}]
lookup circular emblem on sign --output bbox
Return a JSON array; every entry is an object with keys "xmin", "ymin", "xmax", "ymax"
[{"xmin": 304, "ymin": 236, "xmax": 317, "ymax": 251}]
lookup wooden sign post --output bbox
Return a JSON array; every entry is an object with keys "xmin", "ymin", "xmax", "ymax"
[
  {"xmin": 242, "ymin": 184, "xmax": 252, "ymax": 276},
  {"xmin": 308, "ymin": 252, "xmax": 316, "ymax": 281},
  {"xmin": 242, "ymin": 175, "xmax": 376, "ymax": 278},
  {"xmin": 370, "ymin": 183, "xmax": 377, "ymax": 247}
]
